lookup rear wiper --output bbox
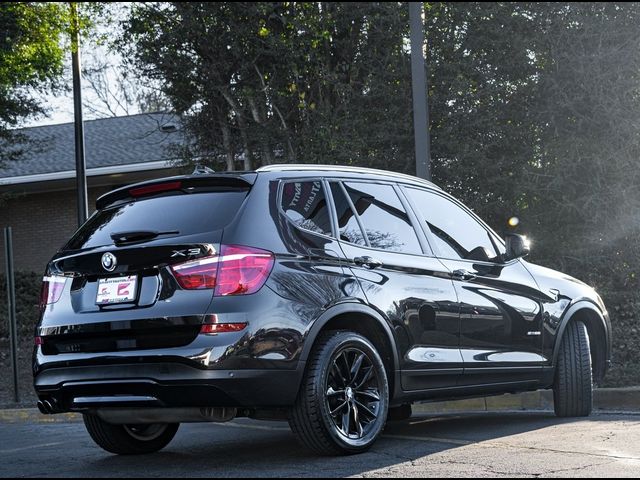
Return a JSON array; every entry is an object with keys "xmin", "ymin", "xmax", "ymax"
[{"xmin": 110, "ymin": 230, "xmax": 179, "ymax": 244}]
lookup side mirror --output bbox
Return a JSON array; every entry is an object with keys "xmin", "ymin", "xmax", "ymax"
[{"xmin": 503, "ymin": 234, "xmax": 530, "ymax": 262}]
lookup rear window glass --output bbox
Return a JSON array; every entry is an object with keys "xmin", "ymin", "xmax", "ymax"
[{"xmin": 65, "ymin": 191, "xmax": 248, "ymax": 250}]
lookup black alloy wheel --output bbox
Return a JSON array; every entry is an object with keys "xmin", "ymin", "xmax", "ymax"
[
  {"xmin": 289, "ymin": 330, "xmax": 389, "ymax": 455},
  {"xmin": 325, "ymin": 347, "xmax": 383, "ymax": 439}
]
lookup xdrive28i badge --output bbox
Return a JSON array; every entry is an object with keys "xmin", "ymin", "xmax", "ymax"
[{"xmin": 101, "ymin": 252, "xmax": 117, "ymax": 272}]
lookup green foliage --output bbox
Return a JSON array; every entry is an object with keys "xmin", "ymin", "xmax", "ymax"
[
  {"xmin": 423, "ymin": 3, "xmax": 537, "ymax": 236},
  {"xmin": 0, "ymin": 2, "xmax": 70, "ymax": 169},
  {"xmin": 118, "ymin": 2, "xmax": 415, "ymax": 171},
  {"xmin": 600, "ymin": 291, "xmax": 640, "ymax": 388},
  {"xmin": 0, "ymin": 2, "xmax": 69, "ymax": 129},
  {"xmin": 522, "ymin": 4, "xmax": 640, "ymax": 277},
  {"xmin": 0, "ymin": 2, "xmax": 105, "ymax": 166}
]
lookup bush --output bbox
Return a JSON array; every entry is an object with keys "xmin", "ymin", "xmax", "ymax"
[
  {"xmin": 599, "ymin": 290, "xmax": 640, "ymax": 388},
  {"xmin": 0, "ymin": 271, "xmax": 41, "ymax": 339}
]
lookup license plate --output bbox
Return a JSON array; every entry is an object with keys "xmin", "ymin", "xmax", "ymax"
[{"xmin": 96, "ymin": 275, "xmax": 138, "ymax": 305}]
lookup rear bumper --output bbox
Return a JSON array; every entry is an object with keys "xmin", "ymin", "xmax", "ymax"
[{"xmin": 34, "ymin": 362, "xmax": 304, "ymax": 413}]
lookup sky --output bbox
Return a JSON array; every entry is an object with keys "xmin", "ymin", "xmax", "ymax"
[
  {"xmin": 24, "ymin": 3, "xmax": 142, "ymax": 128},
  {"xmin": 25, "ymin": 46, "xmax": 143, "ymax": 128}
]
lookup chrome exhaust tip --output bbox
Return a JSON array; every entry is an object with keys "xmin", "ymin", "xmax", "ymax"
[
  {"xmin": 38, "ymin": 400, "xmax": 54, "ymax": 414},
  {"xmin": 38, "ymin": 398, "xmax": 61, "ymax": 414}
]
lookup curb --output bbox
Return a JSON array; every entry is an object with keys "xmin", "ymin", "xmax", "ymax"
[
  {"xmin": 0, "ymin": 388, "xmax": 638, "ymax": 423},
  {"xmin": 0, "ymin": 409, "xmax": 81, "ymax": 423}
]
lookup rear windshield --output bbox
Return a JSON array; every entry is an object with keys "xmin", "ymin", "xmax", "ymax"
[{"xmin": 65, "ymin": 191, "xmax": 248, "ymax": 250}]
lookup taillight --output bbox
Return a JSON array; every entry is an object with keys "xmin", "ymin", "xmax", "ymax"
[
  {"xmin": 215, "ymin": 245, "xmax": 274, "ymax": 296},
  {"xmin": 39, "ymin": 276, "xmax": 67, "ymax": 309},
  {"xmin": 170, "ymin": 244, "xmax": 274, "ymax": 296},
  {"xmin": 171, "ymin": 256, "xmax": 219, "ymax": 289}
]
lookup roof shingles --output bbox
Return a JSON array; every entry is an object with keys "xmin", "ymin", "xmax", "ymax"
[{"xmin": 0, "ymin": 112, "xmax": 183, "ymax": 179}]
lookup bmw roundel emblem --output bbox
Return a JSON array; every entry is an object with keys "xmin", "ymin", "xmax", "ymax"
[{"xmin": 101, "ymin": 252, "xmax": 117, "ymax": 272}]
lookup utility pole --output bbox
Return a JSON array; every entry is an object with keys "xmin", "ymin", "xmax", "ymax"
[
  {"xmin": 409, "ymin": 2, "xmax": 431, "ymax": 181},
  {"xmin": 70, "ymin": 2, "xmax": 88, "ymax": 226},
  {"xmin": 4, "ymin": 228, "xmax": 19, "ymax": 403}
]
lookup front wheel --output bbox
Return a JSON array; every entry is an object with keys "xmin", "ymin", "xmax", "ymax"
[
  {"xmin": 289, "ymin": 330, "xmax": 389, "ymax": 455},
  {"xmin": 83, "ymin": 414, "xmax": 179, "ymax": 455},
  {"xmin": 553, "ymin": 320, "xmax": 593, "ymax": 417}
]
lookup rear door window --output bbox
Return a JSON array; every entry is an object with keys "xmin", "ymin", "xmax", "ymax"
[
  {"xmin": 281, "ymin": 180, "xmax": 332, "ymax": 236},
  {"xmin": 342, "ymin": 182, "xmax": 423, "ymax": 254},
  {"xmin": 65, "ymin": 191, "xmax": 248, "ymax": 250}
]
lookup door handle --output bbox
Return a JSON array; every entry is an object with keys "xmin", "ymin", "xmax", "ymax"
[
  {"xmin": 353, "ymin": 256, "xmax": 383, "ymax": 269},
  {"xmin": 452, "ymin": 268, "xmax": 476, "ymax": 281}
]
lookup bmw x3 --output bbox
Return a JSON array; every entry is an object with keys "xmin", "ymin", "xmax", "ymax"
[{"xmin": 34, "ymin": 165, "xmax": 611, "ymax": 455}]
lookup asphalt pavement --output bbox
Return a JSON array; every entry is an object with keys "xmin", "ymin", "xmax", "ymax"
[{"xmin": 1, "ymin": 411, "xmax": 639, "ymax": 477}]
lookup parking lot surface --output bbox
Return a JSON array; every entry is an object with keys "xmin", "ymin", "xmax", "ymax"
[{"xmin": 0, "ymin": 411, "xmax": 639, "ymax": 477}]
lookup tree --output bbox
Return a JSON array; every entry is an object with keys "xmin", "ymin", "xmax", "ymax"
[
  {"xmin": 0, "ymin": 2, "xmax": 70, "ymax": 161},
  {"xmin": 425, "ymin": 2, "xmax": 543, "ymax": 230},
  {"xmin": 82, "ymin": 51, "xmax": 171, "ymax": 118},
  {"xmin": 525, "ymin": 3, "xmax": 640, "ymax": 290},
  {"xmin": 118, "ymin": 2, "xmax": 415, "ymax": 171},
  {"xmin": 80, "ymin": 3, "xmax": 171, "ymax": 119}
]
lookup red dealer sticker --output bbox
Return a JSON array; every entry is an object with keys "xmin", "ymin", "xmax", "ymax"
[{"xmin": 95, "ymin": 275, "xmax": 138, "ymax": 305}]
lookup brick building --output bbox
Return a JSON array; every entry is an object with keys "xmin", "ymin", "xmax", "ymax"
[{"xmin": 0, "ymin": 113, "xmax": 183, "ymax": 273}]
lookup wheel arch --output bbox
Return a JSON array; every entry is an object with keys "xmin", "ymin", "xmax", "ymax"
[
  {"xmin": 553, "ymin": 300, "xmax": 611, "ymax": 384},
  {"xmin": 300, "ymin": 303, "xmax": 400, "ymax": 398}
]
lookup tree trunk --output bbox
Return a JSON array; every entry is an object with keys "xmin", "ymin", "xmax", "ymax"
[
  {"xmin": 247, "ymin": 96, "xmax": 274, "ymax": 165},
  {"xmin": 220, "ymin": 88, "xmax": 252, "ymax": 170},
  {"xmin": 253, "ymin": 63, "xmax": 295, "ymax": 163},
  {"xmin": 220, "ymin": 120, "xmax": 235, "ymax": 171},
  {"xmin": 260, "ymin": 144, "xmax": 273, "ymax": 166},
  {"xmin": 239, "ymin": 124, "xmax": 252, "ymax": 171}
]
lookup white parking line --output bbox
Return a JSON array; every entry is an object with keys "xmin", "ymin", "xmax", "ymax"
[
  {"xmin": 214, "ymin": 421, "xmax": 291, "ymax": 432},
  {"xmin": 0, "ymin": 442, "xmax": 64, "ymax": 454},
  {"xmin": 383, "ymin": 434, "xmax": 472, "ymax": 446}
]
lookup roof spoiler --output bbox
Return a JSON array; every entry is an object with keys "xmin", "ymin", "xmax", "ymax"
[{"xmin": 96, "ymin": 173, "xmax": 256, "ymax": 210}]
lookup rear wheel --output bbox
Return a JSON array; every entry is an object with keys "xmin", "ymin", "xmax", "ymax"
[
  {"xmin": 553, "ymin": 320, "xmax": 593, "ymax": 417},
  {"xmin": 289, "ymin": 331, "xmax": 389, "ymax": 455},
  {"xmin": 83, "ymin": 414, "xmax": 179, "ymax": 455}
]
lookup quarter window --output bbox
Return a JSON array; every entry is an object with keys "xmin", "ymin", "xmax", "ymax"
[
  {"xmin": 342, "ymin": 182, "xmax": 422, "ymax": 254},
  {"xmin": 405, "ymin": 187, "xmax": 500, "ymax": 262},
  {"xmin": 281, "ymin": 181, "xmax": 332, "ymax": 236}
]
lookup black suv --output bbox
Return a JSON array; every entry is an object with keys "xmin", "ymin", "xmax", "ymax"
[{"xmin": 34, "ymin": 165, "xmax": 611, "ymax": 455}]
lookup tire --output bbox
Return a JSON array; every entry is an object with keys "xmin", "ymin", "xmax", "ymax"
[
  {"xmin": 289, "ymin": 330, "xmax": 389, "ymax": 455},
  {"xmin": 553, "ymin": 320, "xmax": 593, "ymax": 417},
  {"xmin": 83, "ymin": 414, "xmax": 179, "ymax": 455}
]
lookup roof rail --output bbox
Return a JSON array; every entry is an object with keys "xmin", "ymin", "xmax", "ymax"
[{"xmin": 256, "ymin": 164, "xmax": 438, "ymax": 188}]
